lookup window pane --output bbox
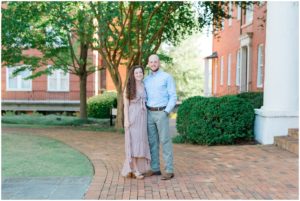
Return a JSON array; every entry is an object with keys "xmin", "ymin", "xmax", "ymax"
[
  {"xmin": 20, "ymin": 69, "xmax": 31, "ymax": 90},
  {"xmin": 246, "ymin": 4, "xmax": 253, "ymax": 24},
  {"xmin": 228, "ymin": 2, "xmax": 232, "ymax": 26},
  {"xmin": 227, "ymin": 54, "xmax": 231, "ymax": 86},
  {"xmin": 61, "ymin": 78, "xmax": 68, "ymax": 91},
  {"xmin": 257, "ymin": 45, "xmax": 264, "ymax": 87},
  {"xmin": 8, "ymin": 76, "xmax": 18, "ymax": 89},
  {"xmin": 48, "ymin": 77, "xmax": 57, "ymax": 90},
  {"xmin": 220, "ymin": 56, "xmax": 224, "ymax": 85},
  {"xmin": 237, "ymin": 5, "xmax": 241, "ymax": 20},
  {"xmin": 236, "ymin": 51, "xmax": 240, "ymax": 86}
]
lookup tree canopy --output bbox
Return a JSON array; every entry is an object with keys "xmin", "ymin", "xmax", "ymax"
[{"xmin": 2, "ymin": 1, "xmax": 255, "ymax": 128}]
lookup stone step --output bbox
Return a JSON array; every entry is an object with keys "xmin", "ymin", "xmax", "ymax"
[
  {"xmin": 274, "ymin": 136, "xmax": 298, "ymax": 155},
  {"xmin": 288, "ymin": 128, "xmax": 299, "ymax": 139}
]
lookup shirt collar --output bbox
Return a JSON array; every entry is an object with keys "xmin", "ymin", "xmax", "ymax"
[{"xmin": 151, "ymin": 69, "xmax": 161, "ymax": 76}]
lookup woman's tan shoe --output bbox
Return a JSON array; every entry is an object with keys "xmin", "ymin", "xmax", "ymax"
[{"xmin": 133, "ymin": 171, "xmax": 144, "ymax": 179}]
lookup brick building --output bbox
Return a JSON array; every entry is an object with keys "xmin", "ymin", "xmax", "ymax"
[
  {"xmin": 204, "ymin": 2, "xmax": 267, "ymax": 96},
  {"xmin": 1, "ymin": 48, "xmax": 125, "ymax": 112}
]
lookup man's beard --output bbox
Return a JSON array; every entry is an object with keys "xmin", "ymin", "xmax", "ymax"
[{"xmin": 151, "ymin": 67, "xmax": 159, "ymax": 72}]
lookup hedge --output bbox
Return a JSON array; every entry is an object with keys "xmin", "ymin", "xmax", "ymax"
[
  {"xmin": 176, "ymin": 95, "xmax": 255, "ymax": 145},
  {"xmin": 87, "ymin": 91, "xmax": 117, "ymax": 119},
  {"xmin": 236, "ymin": 92, "xmax": 263, "ymax": 109}
]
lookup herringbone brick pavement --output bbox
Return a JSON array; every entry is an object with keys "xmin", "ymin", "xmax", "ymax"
[{"xmin": 3, "ymin": 127, "xmax": 298, "ymax": 200}]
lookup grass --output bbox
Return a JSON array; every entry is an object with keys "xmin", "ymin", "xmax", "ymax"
[
  {"xmin": 1, "ymin": 113, "xmax": 118, "ymax": 132},
  {"xmin": 2, "ymin": 113, "xmax": 108, "ymax": 126},
  {"xmin": 2, "ymin": 133, "xmax": 94, "ymax": 177}
]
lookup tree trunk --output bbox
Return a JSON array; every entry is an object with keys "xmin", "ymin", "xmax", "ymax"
[
  {"xmin": 115, "ymin": 89, "xmax": 124, "ymax": 130},
  {"xmin": 79, "ymin": 74, "xmax": 88, "ymax": 121}
]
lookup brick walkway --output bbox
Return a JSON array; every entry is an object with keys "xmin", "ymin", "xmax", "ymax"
[{"xmin": 3, "ymin": 127, "xmax": 298, "ymax": 200}]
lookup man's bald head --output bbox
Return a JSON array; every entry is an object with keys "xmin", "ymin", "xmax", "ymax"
[{"xmin": 148, "ymin": 54, "xmax": 160, "ymax": 72}]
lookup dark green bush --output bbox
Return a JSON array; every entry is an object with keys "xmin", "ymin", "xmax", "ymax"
[
  {"xmin": 236, "ymin": 92, "xmax": 263, "ymax": 109},
  {"xmin": 176, "ymin": 95, "xmax": 255, "ymax": 145},
  {"xmin": 176, "ymin": 96, "xmax": 207, "ymax": 137},
  {"xmin": 87, "ymin": 91, "xmax": 117, "ymax": 118}
]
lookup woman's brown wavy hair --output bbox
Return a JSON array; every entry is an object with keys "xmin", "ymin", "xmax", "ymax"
[{"xmin": 126, "ymin": 65, "xmax": 144, "ymax": 100}]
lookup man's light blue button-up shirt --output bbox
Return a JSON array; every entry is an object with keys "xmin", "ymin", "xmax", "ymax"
[{"xmin": 144, "ymin": 69, "xmax": 177, "ymax": 113}]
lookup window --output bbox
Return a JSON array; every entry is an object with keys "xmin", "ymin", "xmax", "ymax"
[
  {"xmin": 236, "ymin": 50, "xmax": 241, "ymax": 86},
  {"xmin": 237, "ymin": 5, "xmax": 241, "ymax": 20},
  {"xmin": 48, "ymin": 67, "xmax": 69, "ymax": 91},
  {"xmin": 220, "ymin": 56, "xmax": 224, "ymax": 85},
  {"xmin": 245, "ymin": 4, "xmax": 253, "ymax": 24},
  {"xmin": 221, "ymin": 20, "xmax": 225, "ymax": 30},
  {"xmin": 258, "ymin": 1, "xmax": 265, "ymax": 6},
  {"xmin": 228, "ymin": 2, "xmax": 232, "ymax": 26},
  {"xmin": 6, "ymin": 66, "xmax": 32, "ymax": 91},
  {"xmin": 227, "ymin": 54, "xmax": 232, "ymax": 86},
  {"xmin": 257, "ymin": 44, "xmax": 264, "ymax": 87},
  {"xmin": 214, "ymin": 61, "xmax": 218, "ymax": 94}
]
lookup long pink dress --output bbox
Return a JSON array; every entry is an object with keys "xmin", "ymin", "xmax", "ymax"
[{"xmin": 121, "ymin": 88, "xmax": 151, "ymax": 177}]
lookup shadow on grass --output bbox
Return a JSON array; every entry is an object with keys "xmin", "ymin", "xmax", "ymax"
[{"xmin": 2, "ymin": 114, "xmax": 124, "ymax": 133}]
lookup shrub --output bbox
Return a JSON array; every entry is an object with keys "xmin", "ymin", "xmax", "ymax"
[
  {"xmin": 236, "ymin": 92, "xmax": 263, "ymax": 109},
  {"xmin": 176, "ymin": 95, "xmax": 255, "ymax": 145},
  {"xmin": 176, "ymin": 96, "xmax": 207, "ymax": 137},
  {"xmin": 172, "ymin": 135, "xmax": 186, "ymax": 144},
  {"xmin": 87, "ymin": 91, "xmax": 117, "ymax": 119}
]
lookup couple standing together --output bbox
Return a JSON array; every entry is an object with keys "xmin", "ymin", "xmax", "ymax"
[{"xmin": 121, "ymin": 54, "xmax": 177, "ymax": 180}]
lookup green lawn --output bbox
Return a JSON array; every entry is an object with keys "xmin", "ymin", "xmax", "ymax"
[
  {"xmin": 2, "ymin": 133, "xmax": 94, "ymax": 177},
  {"xmin": 2, "ymin": 113, "xmax": 109, "ymax": 126},
  {"xmin": 2, "ymin": 113, "xmax": 118, "ymax": 132}
]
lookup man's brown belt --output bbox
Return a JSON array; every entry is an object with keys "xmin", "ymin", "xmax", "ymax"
[{"xmin": 146, "ymin": 106, "xmax": 166, "ymax": 111}]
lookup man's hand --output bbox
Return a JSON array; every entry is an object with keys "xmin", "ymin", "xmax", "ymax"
[{"xmin": 124, "ymin": 120, "xmax": 130, "ymax": 128}]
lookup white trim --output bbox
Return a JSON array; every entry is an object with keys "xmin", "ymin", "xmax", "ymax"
[
  {"xmin": 6, "ymin": 66, "xmax": 32, "ymax": 91},
  {"xmin": 256, "ymin": 44, "xmax": 264, "ymax": 88},
  {"xmin": 227, "ymin": 53, "xmax": 232, "ymax": 86},
  {"xmin": 2, "ymin": 100, "xmax": 80, "ymax": 104},
  {"xmin": 47, "ymin": 65, "xmax": 70, "ymax": 92},
  {"xmin": 220, "ymin": 56, "xmax": 224, "ymax": 85}
]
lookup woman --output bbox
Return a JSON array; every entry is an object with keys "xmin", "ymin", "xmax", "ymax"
[{"xmin": 121, "ymin": 65, "xmax": 151, "ymax": 179}]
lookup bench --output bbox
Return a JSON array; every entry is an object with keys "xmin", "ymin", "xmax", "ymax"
[{"xmin": 110, "ymin": 108, "xmax": 117, "ymax": 126}]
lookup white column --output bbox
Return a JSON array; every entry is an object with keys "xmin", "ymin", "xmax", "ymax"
[
  {"xmin": 254, "ymin": 2, "xmax": 299, "ymax": 144},
  {"xmin": 204, "ymin": 59, "xmax": 210, "ymax": 96}
]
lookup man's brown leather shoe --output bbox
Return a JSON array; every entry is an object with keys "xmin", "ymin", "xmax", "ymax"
[
  {"xmin": 161, "ymin": 173, "xmax": 174, "ymax": 180},
  {"xmin": 143, "ymin": 170, "xmax": 161, "ymax": 177}
]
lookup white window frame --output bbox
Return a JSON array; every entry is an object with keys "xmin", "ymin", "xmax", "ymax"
[
  {"xmin": 6, "ymin": 66, "xmax": 32, "ymax": 91},
  {"xmin": 257, "ymin": 44, "xmax": 264, "ymax": 88},
  {"xmin": 220, "ymin": 56, "xmax": 224, "ymax": 85},
  {"xmin": 236, "ymin": 50, "xmax": 241, "ymax": 86},
  {"xmin": 245, "ymin": 4, "xmax": 254, "ymax": 24},
  {"xmin": 47, "ymin": 66, "xmax": 70, "ymax": 92},
  {"xmin": 228, "ymin": 2, "xmax": 232, "ymax": 26},
  {"xmin": 227, "ymin": 54, "xmax": 232, "ymax": 86}
]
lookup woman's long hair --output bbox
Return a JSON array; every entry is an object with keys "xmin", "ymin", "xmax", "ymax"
[{"xmin": 126, "ymin": 65, "xmax": 144, "ymax": 100}]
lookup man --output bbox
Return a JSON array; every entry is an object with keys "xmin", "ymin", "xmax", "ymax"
[{"xmin": 143, "ymin": 54, "xmax": 177, "ymax": 180}]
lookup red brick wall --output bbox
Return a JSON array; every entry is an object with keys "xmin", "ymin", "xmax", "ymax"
[
  {"xmin": 212, "ymin": 3, "xmax": 266, "ymax": 96},
  {"xmin": 2, "ymin": 49, "xmax": 95, "ymax": 101}
]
